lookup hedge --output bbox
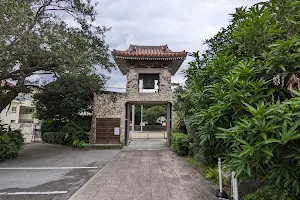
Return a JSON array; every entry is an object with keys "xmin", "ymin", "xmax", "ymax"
[
  {"xmin": 42, "ymin": 128, "xmax": 89, "ymax": 148},
  {"xmin": 171, "ymin": 132, "xmax": 190, "ymax": 156},
  {"xmin": 42, "ymin": 132, "xmax": 65, "ymax": 145}
]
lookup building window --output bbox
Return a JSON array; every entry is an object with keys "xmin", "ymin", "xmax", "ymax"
[
  {"xmin": 12, "ymin": 107, "xmax": 17, "ymax": 113},
  {"xmin": 19, "ymin": 108, "xmax": 34, "ymax": 114},
  {"xmin": 11, "ymin": 120, "xmax": 16, "ymax": 123}
]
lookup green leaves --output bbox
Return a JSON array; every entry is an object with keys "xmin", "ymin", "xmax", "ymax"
[
  {"xmin": 143, "ymin": 106, "xmax": 167, "ymax": 125},
  {"xmin": 0, "ymin": 0, "xmax": 113, "ymax": 112},
  {"xmin": 175, "ymin": 0, "xmax": 300, "ymax": 197},
  {"xmin": 219, "ymin": 101, "xmax": 300, "ymax": 195},
  {"xmin": 34, "ymin": 73, "xmax": 104, "ymax": 121}
]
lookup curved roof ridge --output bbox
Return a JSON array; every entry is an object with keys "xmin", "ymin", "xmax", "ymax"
[
  {"xmin": 129, "ymin": 44, "xmax": 168, "ymax": 48},
  {"xmin": 112, "ymin": 44, "xmax": 187, "ymax": 58}
]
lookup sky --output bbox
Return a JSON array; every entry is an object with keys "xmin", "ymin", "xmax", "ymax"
[{"xmin": 84, "ymin": 0, "xmax": 261, "ymax": 91}]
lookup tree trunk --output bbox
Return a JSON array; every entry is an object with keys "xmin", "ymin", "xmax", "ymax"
[
  {"xmin": 0, "ymin": 90, "xmax": 19, "ymax": 112},
  {"xmin": 0, "ymin": 77, "xmax": 26, "ymax": 113}
]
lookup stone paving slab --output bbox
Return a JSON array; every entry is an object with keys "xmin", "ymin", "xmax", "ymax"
[{"xmin": 69, "ymin": 148, "xmax": 217, "ymax": 200}]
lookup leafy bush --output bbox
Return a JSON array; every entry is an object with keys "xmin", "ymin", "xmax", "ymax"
[
  {"xmin": 217, "ymin": 97, "xmax": 300, "ymax": 196},
  {"xmin": 0, "ymin": 135, "xmax": 20, "ymax": 161},
  {"xmin": 41, "ymin": 120, "xmax": 66, "ymax": 134},
  {"xmin": 0, "ymin": 125, "xmax": 24, "ymax": 161},
  {"xmin": 42, "ymin": 132, "xmax": 62, "ymax": 144},
  {"xmin": 6, "ymin": 127, "xmax": 24, "ymax": 149},
  {"xmin": 205, "ymin": 167, "xmax": 219, "ymax": 180},
  {"xmin": 62, "ymin": 121, "xmax": 89, "ymax": 145},
  {"xmin": 171, "ymin": 132, "xmax": 190, "ymax": 156},
  {"xmin": 243, "ymin": 186, "xmax": 295, "ymax": 200},
  {"xmin": 41, "ymin": 116, "xmax": 91, "ymax": 134},
  {"xmin": 174, "ymin": 0, "xmax": 300, "ymax": 196},
  {"xmin": 42, "ymin": 121, "xmax": 89, "ymax": 147},
  {"xmin": 174, "ymin": 0, "xmax": 300, "ymax": 197}
]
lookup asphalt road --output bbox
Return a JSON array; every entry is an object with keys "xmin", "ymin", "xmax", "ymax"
[{"xmin": 0, "ymin": 143, "xmax": 120, "ymax": 200}]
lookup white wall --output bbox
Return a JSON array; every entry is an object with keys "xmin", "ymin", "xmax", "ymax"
[{"xmin": 0, "ymin": 101, "xmax": 20, "ymax": 124}]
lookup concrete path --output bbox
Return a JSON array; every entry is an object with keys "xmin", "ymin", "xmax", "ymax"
[
  {"xmin": 69, "ymin": 140, "xmax": 217, "ymax": 200},
  {"xmin": 125, "ymin": 139, "xmax": 169, "ymax": 150}
]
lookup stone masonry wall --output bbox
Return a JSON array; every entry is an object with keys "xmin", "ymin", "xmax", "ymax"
[
  {"xmin": 90, "ymin": 92, "xmax": 127, "ymax": 144},
  {"xmin": 126, "ymin": 68, "xmax": 173, "ymax": 103},
  {"xmin": 126, "ymin": 68, "xmax": 139, "ymax": 94},
  {"xmin": 159, "ymin": 68, "xmax": 172, "ymax": 93}
]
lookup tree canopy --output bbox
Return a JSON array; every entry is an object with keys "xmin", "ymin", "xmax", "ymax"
[
  {"xmin": 144, "ymin": 105, "xmax": 166, "ymax": 125},
  {"xmin": 175, "ymin": 0, "xmax": 300, "ymax": 197},
  {"xmin": 34, "ymin": 73, "xmax": 105, "ymax": 121},
  {"xmin": 0, "ymin": 0, "xmax": 113, "ymax": 112}
]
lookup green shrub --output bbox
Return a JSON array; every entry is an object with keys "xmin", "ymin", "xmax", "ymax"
[
  {"xmin": 42, "ymin": 132, "xmax": 60, "ymax": 144},
  {"xmin": 171, "ymin": 132, "xmax": 190, "ymax": 156},
  {"xmin": 42, "ymin": 121, "xmax": 89, "ymax": 147},
  {"xmin": 0, "ymin": 135, "xmax": 20, "ymax": 161},
  {"xmin": 218, "ymin": 99, "xmax": 300, "ymax": 195},
  {"xmin": 41, "ymin": 116, "xmax": 91, "ymax": 134},
  {"xmin": 205, "ymin": 167, "xmax": 219, "ymax": 180},
  {"xmin": 72, "ymin": 116, "xmax": 92, "ymax": 132},
  {"xmin": 41, "ymin": 120, "xmax": 66, "ymax": 134},
  {"xmin": 41, "ymin": 119, "xmax": 90, "ymax": 147},
  {"xmin": 0, "ymin": 125, "xmax": 24, "ymax": 161},
  {"xmin": 174, "ymin": 0, "xmax": 300, "ymax": 196},
  {"xmin": 243, "ymin": 186, "xmax": 295, "ymax": 200},
  {"xmin": 62, "ymin": 121, "xmax": 89, "ymax": 145},
  {"xmin": 6, "ymin": 127, "xmax": 24, "ymax": 149}
]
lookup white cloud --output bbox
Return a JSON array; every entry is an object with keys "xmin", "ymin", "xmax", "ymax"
[{"xmin": 94, "ymin": 0, "xmax": 262, "ymax": 91}]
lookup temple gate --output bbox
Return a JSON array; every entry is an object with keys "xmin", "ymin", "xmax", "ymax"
[{"xmin": 90, "ymin": 45, "xmax": 187, "ymax": 145}]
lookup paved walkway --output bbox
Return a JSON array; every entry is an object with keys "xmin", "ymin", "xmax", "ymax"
[
  {"xmin": 125, "ymin": 139, "xmax": 170, "ymax": 150},
  {"xmin": 69, "ymin": 140, "xmax": 217, "ymax": 200}
]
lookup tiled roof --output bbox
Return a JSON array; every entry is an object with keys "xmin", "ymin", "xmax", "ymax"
[{"xmin": 112, "ymin": 45, "xmax": 187, "ymax": 59}]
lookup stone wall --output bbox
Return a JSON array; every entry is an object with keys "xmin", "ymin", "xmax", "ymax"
[
  {"xmin": 90, "ymin": 92, "xmax": 127, "ymax": 144},
  {"xmin": 126, "ymin": 68, "xmax": 139, "ymax": 94},
  {"xmin": 159, "ymin": 68, "xmax": 172, "ymax": 93},
  {"xmin": 126, "ymin": 67, "xmax": 173, "ymax": 103}
]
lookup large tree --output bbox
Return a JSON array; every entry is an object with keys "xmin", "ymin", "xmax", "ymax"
[
  {"xmin": 0, "ymin": 0, "xmax": 113, "ymax": 112},
  {"xmin": 144, "ymin": 105, "xmax": 166, "ymax": 125},
  {"xmin": 34, "ymin": 73, "xmax": 105, "ymax": 121}
]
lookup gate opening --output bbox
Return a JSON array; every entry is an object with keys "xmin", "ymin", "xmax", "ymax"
[{"xmin": 125, "ymin": 102, "xmax": 172, "ymax": 146}]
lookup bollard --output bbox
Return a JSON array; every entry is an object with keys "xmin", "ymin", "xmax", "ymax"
[{"xmin": 216, "ymin": 158, "xmax": 229, "ymax": 199}]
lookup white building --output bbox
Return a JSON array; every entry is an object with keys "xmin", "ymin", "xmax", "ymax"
[{"xmin": 0, "ymin": 92, "xmax": 39, "ymax": 142}]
